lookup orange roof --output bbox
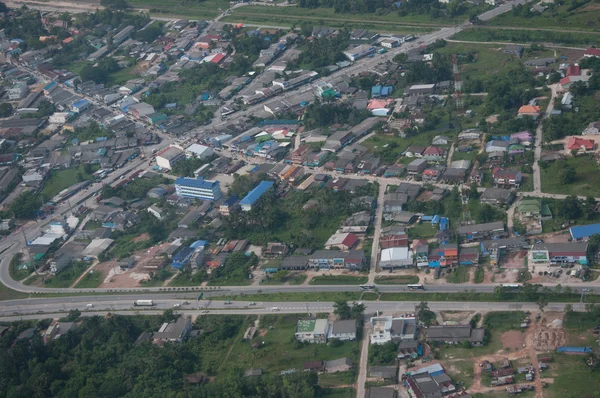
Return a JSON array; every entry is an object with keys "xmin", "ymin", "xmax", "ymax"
[
  {"xmin": 567, "ymin": 136, "xmax": 595, "ymax": 150},
  {"xmin": 367, "ymin": 99, "xmax": 391, "ymax": 110},
  {"xmin": 518, "ymin": 105, "xmax": 541, "ymax": 114},
  {"xmin": 62, "ymin": 37, "xmax": 74, "ymax": 44}
]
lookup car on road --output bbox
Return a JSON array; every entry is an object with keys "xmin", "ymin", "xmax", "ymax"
[
  {"xmin": 86, "ymin": 304, "xmax": 94, "ymax": 309},
  {"xmin": 249, "ymin": 302, "xmax": 256, "ymax": 306},
  {"xmin": 201, "ymin": 310, "xmax": 209, "ymax": 313},
  {"xmin": 173, "ymin": 303, "xmax": 181, "ymax": 308},
  {"xmin": 224, "ymin": 300, "xmax": 232, "ymax": 305},
  {"xmin": 271, "ymin": 307, "xmax": 280, "ymax": 311}
]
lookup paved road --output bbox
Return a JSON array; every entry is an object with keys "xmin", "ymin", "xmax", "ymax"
[
  {"xmin": 368, "ymin": 182, "xmax": 387, "ymax": 284},
  {"xmin": 477, "ymin": 0, "xmax": 531, "ymax": 21},
  {"xmin": 533, "ymin": 83, "xmax": 559, "ymax": 193}
]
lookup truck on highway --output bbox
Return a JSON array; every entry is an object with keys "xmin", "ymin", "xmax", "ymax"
[{"xmin": 134, "ymin": 300, "xmax": 155, "ymax": 306}]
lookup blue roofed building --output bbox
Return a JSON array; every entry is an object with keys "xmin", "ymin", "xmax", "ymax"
[
  {"xmin": 240, "ymin": 181, "xmax": 274, "ymax": 211},
  {"xmin": 71, "ymin": 99, "xmax": 90, "ymax": 113},
  {"xmin": 175, "ymin": 177, "xmax": 222, "ymax": 201},
  {"xmin": 171, "ymin": 247, "xmax": 195, "ymax": 269},
  {"xmin": 570, "ymin": 223, "xmax": 600, "ymax": 241}
]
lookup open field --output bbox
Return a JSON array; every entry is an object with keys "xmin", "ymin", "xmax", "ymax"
[
  {"xmin": 488, "ymin": 1, "xmax": 600, "ymax": 32},
  {"xmin": 446, "ymin": 267, "xmax": 470, "ymax": 284},
  {"xmin": 452, "ymin": 27, "xmax": 600, "ymax": 46},
  {"xmin": 374, "ymin": 275, "xmax": 420, "ymax": 285},
  {"xmin": 41, "ymin": 165, "xmax": 97, "ymax": 200},
  {"xmin": 540, "ymin": 155, "xmax": 600, "ymax": 197},
  {"xmin": 74, "ymin": 270, "xmax": 103, "ymax": 288},
  {"xmin": 42, "ymin": 261, "xmax": 92, "ymax": 288},
  {"xmin": 127, "ymin": 0, "xmax": 228, "ymax": 18}
]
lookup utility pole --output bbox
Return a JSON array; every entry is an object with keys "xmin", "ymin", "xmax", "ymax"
[{"xmin": 21, "ymin": 229, "xmax": 37, "ymax": 275}]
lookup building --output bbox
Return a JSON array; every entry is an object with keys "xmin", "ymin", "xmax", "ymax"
[
  {"xmin": 325, "ymin": 357, "xmax": 353, "ymax": 373},
  {"xmin": 480, "ymin": 188, "xmax": 514, "ymax": 206},
  {"xmin": 369, "ymin": 366, "xmax": 397, "ymax": 381},
  {"xmin": 43, "ymin": 321, "xmax": 77, "ymax": 342},
  {"xmin": 365, "ymin": 387, "xmax": 396, "ymax": 398},
  {"xmin": 325, "ymin": 232, "xmax": 358, "ymax": 250},
  {"xmin": 343, "ymin": 44, "xmax": 375, "ymax": 61},
  {"xmin": 407, "ymin": 84, "xmax": 435, "ymax": 95},
  {"xmin": 482, "ymin": 238, "xmax": 529, "ymax": 266},
  {"xmin": 570, "ymin": 223, "xmax": 600, "ymax": 241},
  {"xmin": 175, "ymin": 177, "xmax": 222, "ymax": 201},
  {"xmin": 239, "ymin": 180, "xmax": 274, "ymax": 211},
  {"xmin": 370, "ymin": 316, "xmax": 416, "ymax": 344},
  {"xmin": 147, "ymin": 205, "xmax": 165, "ymax": 220},
  {"xmin": 517, "ymin": 105, "xmax": 541, "ymax": 118},
  {"xmin": 486, "ymin": 140, "xmax": 509, "ymax": 153},
  {"xmin": 185, "ymin": 143, "xmax": 214, "ymax": 159},
  {"xmin": 407, "ymin": 159, "xmax": 428, "ymax": 175},
  {"xmin": 153, "ymin": 317, "xmax": 192, "ymax": 343},
  {"xmin": 567, "ymin": 136, "xmax": 595, "ymax": 153},
  {"xmin": 329, "ymin": 320, "xmax": 357, "ymax": 341},
  {"xmin": 380, "ymin": 247, "xmax": 413, "ymax": 269},
  {"xmin": 219, "ymin": 195, "xmax": 239, "ymax": 216},
  {"xmin": 530, "ymin": 242, "xmax": 588, "ymax": 266},
  {"xmin": 426, "ymin": 325, "xmax": 486, "ymax": 346},
  {"xmin": 493, "ymin": 169, "xmax": 522, "ymax": 188},
  {"xmin": 457, "ymin": 221, "xmax": 506, "ymax": 242},
  {"xmin": 295, "ymin": 319, "xmax": 329, "ymax": 343},
  {"xmin": 504, "ymin": 45, "xmax": 524, "ymax": 56},
  {"xmin": 156, "ymin": 146, "xmax": 185, "ymax": 170}
]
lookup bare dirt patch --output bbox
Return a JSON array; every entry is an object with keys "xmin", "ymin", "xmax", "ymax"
[
  {"xmin": 501, "ymin": 251, "xmax": 527, "ymax": 269},
  {"xmin": 532, "ymin": 312, "xmax": 566, "ymax": 351},
  {"xmin": 440, "ymin": 311, "xmax": 473, "ymax": 324},
  {"xmin": 258, "ymin": 329, "xmax": 268, "ymax": 337},
  {"xmin": 501, "ymin": 330, "xmax": 525, "ymax": 350},
  {"xmin": 132, "ymin": 233, "xmax": 150, "ymax": 243}
]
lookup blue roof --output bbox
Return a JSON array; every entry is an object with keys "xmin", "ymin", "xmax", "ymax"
[
  {"xmin": 44, "ymin": 82, "xmax": 56, "ymax": 91},
  {"xmin": 73, "ymin": 99, "xmax": 89, "ymax": 107},
  {"xmin": 190, "ymin": 240, "xmax": 208, "ymax": 249},
  {"xmin": 570, "ymin": 223, "xmax": 600, "ymax": 240},
  {"xmin": 239, "ymin": 181, "xmax": 274, "ymax": 206},
  {"xmin": 223, "ymin": 195, "xmax": 239, "ymax": 206},
  {"xmin": 381, "ymin": 86, "xmax": 393, "ymax": 96},
  {"xmin": 371, "ymin": 85, "xmax": 382, "ymax": 95},
  {"xmin": 175, "ymin": 176, "xmax": 219, "ymax": 190},
  {"xmin": 173, "ymin": 247, "xmax": 195, "ymax": 262}
]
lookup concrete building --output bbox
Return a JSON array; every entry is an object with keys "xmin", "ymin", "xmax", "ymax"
[
  {"xmin": 175, "ymin": 176, "xmax": 222, "ymax": 201},
  {"xmin": 153, "ymin": 317, "xmax": 192, "ymax": 343},
  {"xmin": 329, "ymin": 320, "xmax": 357, "ymax": 341},
  {"xmin": 156, "ymin": 146, "xmax": 185, "ymax": 170},
  {"xmin": 530, "ymin": 242, "xmax": 588, "ymax": 266},
  {"xmin": 295, "ymin": 319, "xmax": 330, "ymax": 343},
  {"xmin": 8, "ymin": 82, "xmax": 29, "ymax": 100},
  {"xmin": 380, "ymin": 247, "xmax": 413, "ymax": 269},
  {"xmin": 342, "ymin": 44, "xmax": 375, "ymax": 61},
  {"xmin": 239, "ymin": 180, "xmax": 274, "ymax": 211},
  {"xmin": 185, "ymin": 143, "xmax": 214, "ymax": 159},
  {"xmin": 457, "ymin": 221, "xmax": 506, "ymax": 242}
]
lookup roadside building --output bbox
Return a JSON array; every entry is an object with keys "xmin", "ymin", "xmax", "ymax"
[
  {"xmin": 239, "ymin": 180, "xmax": 274, "ymax": 211},
  {"xmin": 295, "ymin": 319, "xmax": 329, "ymax": 343},
  {"xmin": 153, "ymin": 317, "xmax": 192, "ymax": 344},
  {"xmin": 329, "ymin": 320, "xmax": 357, "ymax": 341},
  {"xmin": 530, "ymin": 242, "xmax": 588, "ymax": 266},
  {"xmin": 426, "ymin": 325, "xmax": 485, "ymax": 346},
  {"xmin": 175, "ymin": 177, "xmax": 222, "ymax": 201},
  {"xmin": 457, "ymin": 221, "xmax": 506, "ymax": 242}
]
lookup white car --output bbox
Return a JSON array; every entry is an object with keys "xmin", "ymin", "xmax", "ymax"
[
  {"xmin": 173, "ymin": 303, "xmax": 181, "ymax": 308},
  {"xmin": 271, "ymin": 307, "xmax": 280, "ymax": 311}
]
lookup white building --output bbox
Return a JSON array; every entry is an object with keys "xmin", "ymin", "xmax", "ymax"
[
  {"xmin": 49, "ymin": 112, "xmax": 70, "ymax": 125},
  {"xmin": 156, "ymin": 146, "xmax": 185, "ymax": 170},
  {"xmin": 147, "ymin": 205, "xmax": 165, "ymax": 220},
  {"xmin": 8, "ymin": 82, "xmax": 29, "ymax": 100},
  {"xmin": 175, "ymin": 177, "xmax": 222, "ymax": 201},
  {"xmin": 295, "ymin": 319, "xmax": 330, "ymax": 343},
  {"xmin": 342, "ymin": 44, "xmax": 375, "ymax": 62},
  {"xmin": 370, "ymin": 316, "xmax": 417, "ymax": 344},
  {"xmin": 22, "ymin": 169, "xmax": 46, "ymax": 183},
  {"xmin": 185, "ymin": 143, "xmax": 214, "ymax": 159},
  {"xmin": 380, "ymin": 247, "xmax": 413, "ymax": 268}
]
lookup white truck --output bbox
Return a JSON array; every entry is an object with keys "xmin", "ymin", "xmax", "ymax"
[{"xmin": 134, "ymin": 300, "xmax": 155, "ymax": 307}]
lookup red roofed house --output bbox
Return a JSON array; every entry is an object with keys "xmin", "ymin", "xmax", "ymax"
[
  {"xmin": 422, "ymin": 168, "xmax": 442, "ymax": 181},
  {"xmin": 517, "ymin": 105, "xmax": 541, "ymax": 119},
  {"xmin": 324, "ymin": 232, "xmax": 358, "ymax": 250},
  {"xmin": 210, "ymin": 53, "xmax": 226, "ymax": 64},
  {"xmin": 584, "ymin": 48, "xmax": 600, "ymax": 58},
  {"xmin": 567, "ymin": 136, "xmax": 595, "ymax": 153},
  {"xmin": 380, "ymin": 234, "xmax": 409, "ymax": 250},
  {"xmin": 422, "ymin": 146, "xmax": 446, "ymax": 162}
]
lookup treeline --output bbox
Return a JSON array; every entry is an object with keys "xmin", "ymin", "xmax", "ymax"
[
  {"xmin": 292, "ymin": 31, "xmax": 349, "ymax": 70},
  {"xmin": 303, "ymin": 101, "xmax": 371, "ymax": 129},
  {"xmin": 453, "ymin": 28, "xmax": 600, "ymax": 46},
  {"xmin": 298, "ymin": 0, "xmax": 477, "ymax": 17},
  {"xmin": 0, "ymin": 315, "xmax": 328, "ymax": 397}
]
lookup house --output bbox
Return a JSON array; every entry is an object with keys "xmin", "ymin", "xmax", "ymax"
[
  {"xmin": 153, "ymin": 317, "xmax": 192, "ymax": 343},
  {"xmin": 428, "ymin": 244, "xmax": 458, "ymax": 267},
  {"xmin": 147, "ymin": 205, "xmax": 165, "ymax": 220},
  {"xmin": 486, "ymin": 140, "xmax": 509, "ymax": 153},
  {"xmin": 8, "ymin": 82, "xmax": 29, "ymax": 100},
  {"xmin": 480, "ymin": 188, "xmax": 514, "ymax": 206},
  {"xmin": 432, "ymin": 135, "xmax": 450, "ymax": 145},
  {"xmin": 493, "ymin": 169, "xmax": 522, "ymax": 188},
  {"xmin": 295, "ymin": 319, "xmax": 330, "ymax": 343},
  {"xmin": 566, "ymin": 136, "xmax": 595, "ymax": 153},
  {"xmin": 185, "ymin": 143, "xmax": 214, "ymax": 159},
  {"xmin": 407, "ymin": 84, "xmax": 435, "ymax": 95},
  {"xmin": 365, "ymin": 387, "xmax": 396, "ymax": 398},
  {"xmin": 343, "ymin": 44, "xmax": 375, "ymax": 61},
  {"xmin": 457, "ymin": 221, "xmax": 506, "ymax": 242},
  {"xmin": 397, "ymin": 340, "xmax": 421, "ymax": 359},
  {"xmin": 407, "ymin": 159, "xmax": 428, "ymax": 175},
  {"xmin": 405, "ymin": 145, "xmax": 426, "ymax": 158},
  {"xmin": 458, "ymin": 129, "xmax": 482, "ymax": 141},
  {"xmin": 380, "ymin": 234, "xmax": 408, "ymax": 250},
  {"xmin": 178, "ymin": 207, "xmax": 203, "ymax": 228},
  {"xmin": 517, "ymin": 105, "xmax": 541, "ymax": 119},
  {"xmin": 244, "ymin": 369, "xmax": 263, "ymax": 378},
  {"xmin": 325, "ymin": 232, "xmax": 358, "ymax": 250},
  {"xmin": 329, "ymin": 319, "xmax": 357, "ymax": 341},
  {"xmin": 383, "ymin": 193, "xmax": 408, "ymax": 214},
  {"xmin": 583, "ymin": 121, "xmax": 600, "ymax": 135},
  {"xmin": 156, "ymin": 146, "xmax": 185, "ymax": 170},
  {"xmin": 422, "ymin": 146, "xmax": 446, "ymax": 162},
  {"xmin": 405, "ymin": 369, "xmax": 457, "ymax": 398},
  {"xmin": 584, "ymin": 48, "xmax": 600, "ymax": 58},
  {"xmin": 240, "ymin": 180, "xmax": 274, "ymax": 211},
  {"xmin": 459, "ymin": 247, "xmax": 479, "ymax": 266},
  {"xmin": 530, "ymin": 242, "xmax": 588, "ymax": 266},
  {"xmin": 370, "ymin": 315, "xmax": 416, "ymax": 344},
  {"xmin": 43, "ymin": 321, "xmax": 77, "ymax": 342},
  {"xmin": 304, "ymin": 361, "xmax": 325, "ymax": 372},
  {"xmin": 504, "ymin": 45, "xmax": 523, "ymax": 56},
  {"xmin": 426, "ymin": 325, "xmax": 486, "ymax": 346},
  {"xmin": 175, "ymin": 177, "xmax": 222, "ymax": 201},
  {"xmin": 517, "ymin": 199, "xmax": 545, "ymax": 219},
  {"xmin": 482, "ymin": 238, "xmax": 530, "ymax": 266},
  {"xmin": 325, "ymin": 357, "xmax": 353, "ymax": 373},
  {"xmin": 369, "ymin": 366, "xmax": 397, "ymax": 381}
]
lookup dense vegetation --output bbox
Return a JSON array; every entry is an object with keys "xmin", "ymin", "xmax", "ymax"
[{"xmin": 0, "ymin": 315, "xmax": 329, "ymax": 397}]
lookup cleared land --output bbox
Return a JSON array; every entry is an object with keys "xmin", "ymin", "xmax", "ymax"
[{"xmin": 540, "ymin": 156, "xmax": 600, "ymax": 197}]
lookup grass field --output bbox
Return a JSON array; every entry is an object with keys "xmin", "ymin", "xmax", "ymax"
[
  {"xmin": 128, "ymin": 0, "xmax": 228, "ymax": 18},
  {"xmin": 545, "ymin": 353, "xmax": 600, "ymax": 398},
  {"xmin": 43, "ymin": 261, "xmax": 91, "ymax": 288},
  {"xmin": 374, "ymin": 275, "xmax": 420, "ymax": 285},
  {"xmin": 436, "ymin": 330, "xmax": 502, "ymax": 359},
  {"xmin": 74, "ymin": 270, "xmax": 103, "ymax": 289},
  {"xmin": 0, "ymin": 282, "xmax": 28, "ymax": 301},
  {"xmin": 9, "ymin": 253, "xmax": 31, "ymax": 282},
  {"xmin": 363, "ymin": 131, "xmax": 443, "ymax": 160},
  {"xmin": 309, "ymin": 275, "xmax": 368, "ymax": 285},
  {"xmin": 408, "ymin": 223, "xmax": 438, "ymax": 239},
  {"xmin": 445, "ymin": 360, "xmax": 475, "ymax": 389},
  {"xmin": 225, "ymin": 314, "xmax": 360, "ymax": 373},
  {"xmin": 41, "ymin": 165, "xmax": 97, "ymax": 200},
  {"xmin": 488, "ymin": 1, "xmax": 600, "ymax": 32},
  {"xmin": 473, "ymin": 267, "xmax": 484, "ymax": 284},
  {"xmin": 261, "ymin": 273, "xmax": 307, "ymax": 285},
  {"xmin": 540, "ymin": 155, "xmax": 600, "ymax": 197},
  {"xmin": 446, "ymin": 267, "xmax": 470, "ymax": 283},
  {"xmin": 484, "ymin": 311, "xmax": 526, "ymax": 332},
  {"xmin": 451, "ymin": 27, "xmax": 600, "ymax": 46}
]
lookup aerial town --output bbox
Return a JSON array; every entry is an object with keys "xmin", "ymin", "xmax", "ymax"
[{"xmin": 1, "ymin": 0, "xmax": 600, "ymax": 396}]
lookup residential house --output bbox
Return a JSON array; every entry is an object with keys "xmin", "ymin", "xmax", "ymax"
[
  {"xmin": 219, "ymin": 196, "xmax": 239, "ymax": 216},
  {"xmin": 432, "ymin": 135, "xmax": 450, "ymax": 145},
  {"xmin": 567, "ymin": 136, "xmax": 595, "ymax": 153},
  {"xmin": 405, "ymin": 145, "xmax": 426, "ymax": 158},
  {"xmin": 422, "ymin": 146, "xmax": 446, "ymax": 162},
  {"xmin": 486, "ymin": 140, "xmax": 509, "ymax": 153},
  {"xmin": 428, "ymin": 244, "xmax": 458, "ymax": 267},
  {"xmin": 304, "ymin": 361, "xmax": 325, "ymax": 372},
  {"xmin": 147, "ymin": 205, "xmax": 165, "ymax": 220},
  {"xmin": 583, "ymin": 121, "xmax": 600, "ymax": 135},
  {"xmin": 493, "ymin": 169, "xmax": 522, "ymax": 188},
  {"xmin": 482, "ymin": 238, "xmax": 529, "ymax": 266},
  {"xmin": 370, "ymin": 315, "xmax": 416, "ymax": 344},
  {"xmin": 504, "ymin": 45, "xmax": 523, "ymax": 56},
  {"xmin": 295, "ymin": 319, "xmax": 330, "ymax": 343},
  {"xmin": 156, "ymin": 146, "xmax": 185, "ymax": 170},
  {"xmin": 480, "ymin": 188, "xmax": 514, "ymax": 206},
  {"xmin": 457, "ymin": 221, "xmax": 506, "ymax": 242},
  {"xmin": 413, "ymin": 239, "xmax": 429, "ymax": 268},
  {"xmin": 329, "ymin": 320, "xmax": 357, "ymax": 341},
  {"xmin": 407, "ymin": 159, "xmax": 428, "ymax": 175},
  {"xmin": 459, "ymin": 247, "xmax": 479, "ymax": 266},
  {"xmin": 518, "ymin": 105, "xmax": 541, "ymax": 119},
  {"xmin": 324, "ymin": 232, "xmax": 359, "ymax": 250},
  {"xmin": 369, "ymin": 366, "xmax": 397, "ymax": 381}
]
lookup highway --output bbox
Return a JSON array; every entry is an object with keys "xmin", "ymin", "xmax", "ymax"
[{"xmin": 0, "ymin": 297, "xmax": 586, "ymax": 322}]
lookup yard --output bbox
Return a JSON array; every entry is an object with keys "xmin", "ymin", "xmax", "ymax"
[
  {"xmin": 41, "ymin": 165, "xmax": 98, "ymax": 200},
  {"xmin": 446, "ymin": 267, "xmax": 470, "ymax": 284},
  {"xmin": 445, "ymin": 360, "xmax": 474, "ymax": 390},
  {"xmin": 408, "ymin": 223, "xmax": 438, "ymax": 239},
  {"xmin": 309, "ymin": 275, "xmax": 368, "ymax": 285},
  {"xmin": 43, "ymin": 261, "xmax": 91, "ymax": 288},
  {"xmin": 225, "ymin": 314, "xmax": 360, "ymax": 374},
  {"xmin": 541, "ymin": 155, "xmax": 600, "ymax": 197},
  {"xmin": 127, "ymin": 0, "xmax": 229, "ymax": 19},
  {"xmin": 74, "ymin": 269, "xmax": 103, "ymax": 289},
  {"xmin": 261, "ymin": 272, "xmax": 307, "ymax": 285},
  {"xmin": 545, "ymin": 353, "xmax": 600, "ymax": 398}
]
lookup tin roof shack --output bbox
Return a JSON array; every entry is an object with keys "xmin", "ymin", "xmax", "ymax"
[
  {"xmin": 325, "ymin": 357, "xmax": 353, "ymax": 373},
  {"xmin": 426, "ymin": 325, "xmax": 485, "ymax": 346},
  {"xmin": 457, "ymin": 221, "xmax": 506, "ymax": 242},
  {"xmin": 369, "ymin": 366, "xmax": 398, "ymax": 382}
]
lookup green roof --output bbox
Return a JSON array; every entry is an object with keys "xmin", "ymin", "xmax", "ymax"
[{"xmin": 541, "ymin": 204, "xmax": 552, "ymax": 218}]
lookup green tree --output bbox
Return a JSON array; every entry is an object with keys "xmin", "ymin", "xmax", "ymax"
[
  {"xmin": 537, "ymin": 296, "xmax": 548, "ymax": 313},
  {"xmin": 0, "ymin": 102, "xmax": 13, "ymax": 117},
  {"xmin": 10, "ymin": 191, "xmax": 41, "ymax": 219},
  {"xmin": 333, "ymin": 299, "xmax": 351, "ymax": 320},
  {"xmin": 417, "ymin": 301, "xmax": 436, "ymax": 326}
]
